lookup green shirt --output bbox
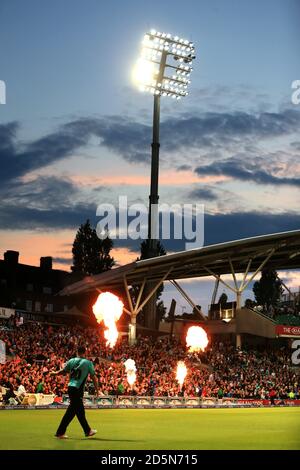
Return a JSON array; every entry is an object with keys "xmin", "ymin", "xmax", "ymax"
[
  {"xmin": 63, "ymin": 357, "xmax": 95, "ymax": 389},
  {"xmin": 36, "ymin": 382, "xmax": 44, "ymax": 393}
]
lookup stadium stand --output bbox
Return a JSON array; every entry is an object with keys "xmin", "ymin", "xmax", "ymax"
[{"xmin": 0, "ymin": 322, "xmax": 298, "ymax": 403}]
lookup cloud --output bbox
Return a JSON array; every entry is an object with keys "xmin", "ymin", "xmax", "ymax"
[
  {"xmin": 156, "ymin": 211, "xmax": 300, "ymax": 252},
  {"xmin": 195, "ymin": 156, "xmax": 300, "ymax": 187},
  {"xmin": 4, "ymin": 204, "xmax": 297, "ymax": 253},
  {"xmin": 0, "ymin": 120, "xmax": 95, "ymax": 185},
  {"xmin": 158, "ymin": 109, "xmax": 300, "ymax": 153},
  {"xmin": 0, "ymin": 108, "xmax": 299, "ymax": 252},
  {"xmin": 4, "ymin": 176, "xmax": 79, "ymax": 208},
  {"xmin": 188, "ymin": 187, "xmax": 219, "ymax": 201},
  {"xmin": 290, "ymin": 141, "xmax": 300, "ymax": 152},
  {"xmin": 177, "ymin": 164, "xmax": 193, "ymax": 171},
  {"xmin": 0, "ymin": 201, "xmax": 97, "ymax": 231},
  {"xmin": 52, "ymin": 257, "xmax": 72, "ymax": 265},
  {"xmin": 1, "ymin": 107, "xmax": 299, "ymax": 186}
]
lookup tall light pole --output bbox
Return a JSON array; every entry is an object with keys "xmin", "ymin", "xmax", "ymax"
[{"xmin": 133, "ymin": 29, "xmax": 196, "ymax": 330}]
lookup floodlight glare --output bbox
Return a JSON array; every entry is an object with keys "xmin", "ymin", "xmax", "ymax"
[
  {"xmin": 133, "ymin": 29, "xmax": 195, "ymax": 99},
  {"xmin": 132, "ymin": 58, "xmax": 156, "ymax": 86}
]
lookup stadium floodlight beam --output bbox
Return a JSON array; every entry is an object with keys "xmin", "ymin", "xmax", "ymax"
[
  {"xmin": 132, "ymin": 30, "xmax": 196, "ymax": 334},
  {"xmin": 133, "ymin": 30, "xmax": 195, "ymax": 100}
]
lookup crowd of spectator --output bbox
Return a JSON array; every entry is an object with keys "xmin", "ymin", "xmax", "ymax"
[
  {"xmin": 253, "ymin": 302, "xmax": 300, "ymax": 324},
  {"xmin": 0, "ymin": 321, "xmax": 299, "ymax": 402}
]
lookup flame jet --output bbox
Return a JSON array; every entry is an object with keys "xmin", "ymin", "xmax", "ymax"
[
  {"xmin": 92, "ymin": 292, "xmax": 124, "ymax": 348},
  {"xmin": 186, "ymin": 326, "xmax": 209, "ymax": 353},
  {"xmin": 176, "ymin": 361, "xmax": 187, "ymax": 390},
  {"xmin": 124, "ymin": 358, "xmax": 137, "ymax": 389}
]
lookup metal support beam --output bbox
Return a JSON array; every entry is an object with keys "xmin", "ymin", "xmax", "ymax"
[
  {"xmin": 128, "ymin": 314, "xmax": 137, "ymax": 346},
  {"xmin": 240, "ymin": 258, "xmax": 252, "ymax": 290},
  {"xmin": 133, "ymin": 277, "xmax": 146, "ymax": 315},
  {"xmin": 135, "ymin": 268, "xmax": 173, "ymax": 316},
  {"xmin": 279, "ymin": 278, "xmax": 298, "ymax": 306},
  {"xmin": 240, "ymin": 248, "xmax": 276, "ymax": 291},
  {"xmin": 211, "ymin": 277, "xmax": 220, "ymax": 306},
  {"xmin": 170, "ymin": 279, "xmax": 206, "ymax": 321},
  {"xmin": 123, "ymin": 275, "xmax": 134, "ymax": 314},
  {"xmin": 204, "ymin": 248, "xmax": 276, "ymax": 310},
  {"xmin": 202, "ymin": 266, "xmax": 238, "ymax": 294},
  {"xmin": 228, "ymin": 257, "xmax": 238, "ymax": 290},
  {"xmin": 280, "ymin": 279, "xmax": 295, "ymax": 297},
  {"xmin": 236, "ymin": 291, "xmax": 242, "ymax": 310}
]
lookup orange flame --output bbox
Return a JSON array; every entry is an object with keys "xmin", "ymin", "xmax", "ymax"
[
  {"xmin": 176, "ymin": 361, "xmax": 187, "ymax": 390},
  {"xmin": 186, "ymin": 326, "xmax": 209, "ymax": 352},
  {"xmin": 92, "ymin": 292, "xmax": 124, "ymax": 348},
  {"xmin": 124, "ymin": 358, "xmax": 137, "ymax": 388}
]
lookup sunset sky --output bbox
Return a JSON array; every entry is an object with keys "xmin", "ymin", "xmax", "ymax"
[{"xmin": 1, "ymin": 0, "xmax": 300, "ymax": 311}]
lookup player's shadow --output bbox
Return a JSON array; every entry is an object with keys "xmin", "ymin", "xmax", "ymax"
[
  {"xmin": 69, "ymin": 437, "xmax": 142, "ymax": 442},
  {"xmin": 83, "ymin": 437, "xmax": 142, "ymax": 442}
]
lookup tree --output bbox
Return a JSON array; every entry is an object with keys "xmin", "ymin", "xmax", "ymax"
[
  {"xmin": 253, "ymin": 269, "xmax": 283, "ymax": 309},
  {"xmin": 244, "ymin": 298, "xmax": 255, "ymax": 309},
  {"xmin": 192, "ymin": 305, "xmax": 203, "ymax": 320},
  {"xmin": 155, "ymin": 300, "xmax": 167, "ymax": 329},
  {"xmin": 218, "ymin": 293, "xmax": 228, "ymax": 307},
  {"xmin": 71, "ymin": 219, "xmax": 115, "ymax": 275},
  {"xmin": 139, "ymin": 239, "xmax": 166, "ymax": 263},
  {"xmin": 174, "ymin": 306, "xmax": 203, "ymax": 321}
]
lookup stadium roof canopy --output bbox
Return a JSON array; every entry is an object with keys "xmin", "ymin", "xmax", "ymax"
[{"xmin": 60, "ymin": 229, "xmax": 300, "ymax": 298}]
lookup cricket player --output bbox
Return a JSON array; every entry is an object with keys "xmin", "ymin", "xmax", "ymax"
[{"xmin": 51, "ymin": 345, "xmax": 98, "ymax": 439}]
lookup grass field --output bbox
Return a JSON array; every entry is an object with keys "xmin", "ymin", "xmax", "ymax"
[{"xmin": 0, "ymin": 407, "xmax": 299, "ymax": 450}]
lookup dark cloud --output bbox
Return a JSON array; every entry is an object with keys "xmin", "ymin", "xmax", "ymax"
[
  {"xmin": 115, "ymin": 210, "xmax": 300, "ymax": 252},
  {"xmin": 0, "ymin": 109, "xmax": 299, "ymax": 249},
  {"xmin": 1, "ymin": 108, "xmax": 299, "ymax": 187},
  {"xmin": 4, "ymin": 176, "xmax": 79, "ymax": 208},
  {"xmin": 0, "ymin": 201, "xmax": 97, "ymax": 230},
  {"xmin": 203, "ymin": 211, "xmax": 300, "ymax": 245},
  {"xmin": 195, "ymin": 157, "xmax": 300, "ymax": 187},
  {"xmin": 177, "ymin": 164, "xmax": 192, "ymax": 171},
  {"xmin": 0, "ymin": 172, "xmax": 299, "ymax": 256},
  {"xmin": 189, "ymin": 187, "xmax": 219, "ymax": 201},
  {"xmin": 159, "ymin": 109, "xmax": 300, "ymax": 154},
  {"xmin": 0, "ymin": 120, "xmax": 95, "ymax": 185},
  {"xmin": 52, "ymin": 257, "xmax": 72, "ymax": 266}
]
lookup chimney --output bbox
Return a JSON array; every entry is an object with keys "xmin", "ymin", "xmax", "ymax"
[
  {"xmin": 4, "ymin": 250, "xmax": 19, "ymax": 265},
  {"xmin": 40, "ymin": 256, "xmax": 52, "ymax": 270}
]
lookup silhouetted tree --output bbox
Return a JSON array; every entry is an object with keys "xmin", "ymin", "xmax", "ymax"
[
  {"xmin": 71, "ymin": 219, "xmax": 114, "ymax": 275},
  {"xmin": 253, "ymin": 269, "xmax": 283, "ymax": 309},
  {"xmin": 244, "ymin": 298, "xmax": 255, "ymax": 309},
  {"xmin": 139, "ymin": 239, "xmax": 166, "ymax": 262},
  {"xmin": 218, "ymin": 293, "xmax": 228, "ymax": 307},
  {"xmin": 155, "ymin": 300, "xmax": 167, "ymax": 329}
]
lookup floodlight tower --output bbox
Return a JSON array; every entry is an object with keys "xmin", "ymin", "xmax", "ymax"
[{"xmin": 133, "ymin": 30, "xmax": 196, "ymax": 331}]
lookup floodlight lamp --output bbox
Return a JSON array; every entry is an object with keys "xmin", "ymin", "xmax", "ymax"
[{"xmin": 134, "ymin": 30, "xmax": 195, "ymax": 98}]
